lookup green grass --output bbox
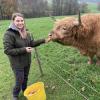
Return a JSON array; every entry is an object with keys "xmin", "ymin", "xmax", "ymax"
[
  {"xmin": 88, "ymin": 3, "xmax": 100, "ymax": 13},
  {"xmin": 0, "ymin": 17, "xmax": 100, "ymax": 100}
]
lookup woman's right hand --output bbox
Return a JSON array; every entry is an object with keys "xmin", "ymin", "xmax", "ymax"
[
  {"xmin": 45, "ymin": 35, "xmax": 52, "ymax": 43},
  {"xmin": 25, "ymin": 47, "xmax": 33, "ymax": 53}
]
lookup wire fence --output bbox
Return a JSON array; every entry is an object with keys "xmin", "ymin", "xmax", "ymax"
[
  {"xmin": 41, "ymin": 55, "xmax": 99, "ymax": 94},
  {"xmin": 0, "ymin": 14, "xmax": 100, "ymax": 100},
  {"xmin": 40, "ymin": 55, "xmax": 100, "ymax": 99},
  {"xmin": 0, "ymin": 39, "xmax": 100, "ymax": 97},
  {"xmin": 0, "ymin": 42, "xmax": 100, "ymax": 99}
]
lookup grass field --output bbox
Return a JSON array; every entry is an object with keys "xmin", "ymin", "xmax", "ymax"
[
  {"xmin": 0, "ymin": 16, "xmax": 100, "ymax": 100},
  {"xmin": 88, "ymin": 3, "xmax": 100, "ymax": 13}
]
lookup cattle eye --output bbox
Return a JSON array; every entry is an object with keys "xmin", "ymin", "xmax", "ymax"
[{"xmin": 62, "ymin": 27, "xmax": 66, "ymax": 30}]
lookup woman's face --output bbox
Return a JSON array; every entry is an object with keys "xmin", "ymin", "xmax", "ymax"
[{"xmin": 13, "ymin": 16, "xmax": 25, "ymax": 29}]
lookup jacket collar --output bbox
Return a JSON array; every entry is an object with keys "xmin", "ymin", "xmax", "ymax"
[
  {"xmin": 7, "ymin": 23, "xmax": 28, "ymax": 34},
  {"xmin": 9, "ymin": 23, "xmax": 19, "ymax": 32},
  {"xmin": 7, "ymin": 23, "xmax": 19, "ymax": 34}
]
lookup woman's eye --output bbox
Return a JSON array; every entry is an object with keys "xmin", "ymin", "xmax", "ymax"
[
  {"xmin": 21, "ymin": 20, "xmax": 24, "ymax": 22},
  {"xmin": 16, "ymin": 20, "xmax": 20, "ymax": 22}
]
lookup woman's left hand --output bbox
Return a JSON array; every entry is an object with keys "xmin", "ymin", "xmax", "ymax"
[{"xmin": 45, "ymin": 36, "xmax": 52, "ymax": 43}]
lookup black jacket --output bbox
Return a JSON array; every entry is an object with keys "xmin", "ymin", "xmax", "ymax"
[{"xmin": 3, "ymin": 28, "xmax": 45, "ymax": 69}]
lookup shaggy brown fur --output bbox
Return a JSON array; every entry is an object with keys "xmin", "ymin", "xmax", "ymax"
[{"xmin": 50, "ymin": 14, "xmax": 100, "ymax": 65}]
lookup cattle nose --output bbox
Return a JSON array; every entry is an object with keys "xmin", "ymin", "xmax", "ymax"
[
  {"xmin": 50, "ymin": 30, "xmax": 54, "ymax": 35},
  {"xmin": 49, "ymin": 33, "xmax": 52, "ymax": 36}
]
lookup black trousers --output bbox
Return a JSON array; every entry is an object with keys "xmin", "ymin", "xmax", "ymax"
[{"xmin": 12, "ymin": 65, "xmax": 30, "ymax": 97}]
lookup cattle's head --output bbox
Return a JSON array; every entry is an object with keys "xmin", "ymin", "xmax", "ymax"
[{"xmin": 49, "ymin": 13, "xmax": 83, "ymax": 44}]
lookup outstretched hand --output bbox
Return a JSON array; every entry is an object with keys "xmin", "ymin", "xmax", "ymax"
[{"xmin": 45, "ymin": 35, "xmax": 52, "ymax": 43}]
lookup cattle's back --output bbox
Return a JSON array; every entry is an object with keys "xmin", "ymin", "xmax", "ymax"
[{"xmin": 81, "ymin": 14, "xmax": 100, "ymax": 42}]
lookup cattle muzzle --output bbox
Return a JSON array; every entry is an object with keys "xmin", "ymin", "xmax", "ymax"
[{"xmin": 48, "ymin": 31, "xmax": 54, "ymax": 36}]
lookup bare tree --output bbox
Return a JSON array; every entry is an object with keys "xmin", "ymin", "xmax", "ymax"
[
  {"xmin": 31, "ymin": 0, "xmax": 49, "ymax": 17},
  {"xmin": 52, "ymin": 0, "xmax": 79, "ymax": 16},
  {"xmin": 0, "ymin": 0, "xmax": 17, "ymax": 19},
  {"xmin": 52, "ymin": 0, "xmax": 62, "ymax": 16},
  {"xmin": 79, "ymin": 2, "xmax": 89, "ymax": 13},
  {"xmin": 17, "ymin": 0, "xmax": 49, "ymax": 17}
]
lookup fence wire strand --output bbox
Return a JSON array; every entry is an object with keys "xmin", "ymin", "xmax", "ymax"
[
  {"xmin": 1, "ymin": 47, "xmax": 100, "ymax": 99},
  {"xmin": 40, "ymin": 55, "xmax": 100, "ymax": 98}
]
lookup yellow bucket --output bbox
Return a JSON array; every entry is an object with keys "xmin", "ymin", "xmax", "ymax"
[{"xmin": 24, "ymin": 82, "xmax": 46, "ymax": 100}]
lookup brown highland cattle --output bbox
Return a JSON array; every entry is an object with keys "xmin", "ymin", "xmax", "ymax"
[{"xmin": 49, "ymin": 13, "xmax": 100, "ymax": 65}]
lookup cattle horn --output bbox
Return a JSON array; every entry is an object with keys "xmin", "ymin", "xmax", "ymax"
[{"xmin": 78, "ymin": 10, "xmax": 81, "ymax": 25}]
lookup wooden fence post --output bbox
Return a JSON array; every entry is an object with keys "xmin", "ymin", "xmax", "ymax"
[
  {"xmin": 31, "ymin": 33, "xmax": 43, "ymax": 76},
  {"xmin": 34, "ymin": 47, "xmax": 43, "ymax": 76}
]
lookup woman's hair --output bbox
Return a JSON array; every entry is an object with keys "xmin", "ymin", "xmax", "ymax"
[
  {"xmin": 11, "ymin": 13, "xmax": 24, "ymax": 20},
  {"xmin": 11, "ymin": 13, "xmax": 27, "ymax": 39}
]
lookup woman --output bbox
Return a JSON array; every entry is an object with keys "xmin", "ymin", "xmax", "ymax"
[{"xmin": 3, "ymin": 13, "xmax": 51, "ymax": 100}]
